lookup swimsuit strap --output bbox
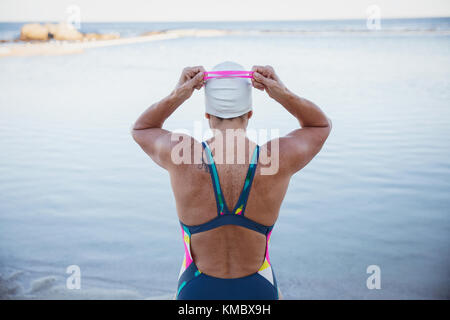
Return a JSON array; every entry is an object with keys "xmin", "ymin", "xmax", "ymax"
[
  {"xmin": 202, "ymin": 141, "xmax": 227, "ymax": 215},
  {"xmin": 202, "ymin": 141, "xmax": 260, "ymax": 216},
  {"xmin": 231, "ymin": 144, "xmax": 259, "ymax": 216}
]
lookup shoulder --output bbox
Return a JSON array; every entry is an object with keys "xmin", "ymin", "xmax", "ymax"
[{"xmin": 259, "ymin": 125, "xmax": 331, "ymax": 177}]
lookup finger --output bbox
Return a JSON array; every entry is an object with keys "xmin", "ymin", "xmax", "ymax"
[
  {"xmin": 265, "ymin": 65, "xmax": 275, "ymax": 73},
  {"xmin": 190, "ymin": 71, "xmax": 204, "ymax": 88},
  {"xmin": 252, "ymin": 79, "xmax": 265, "ymax": 91},
  {"xmin": 254, "ymin": 71, "xmax": 277, "ymax": 88},
  {"xmin": 252, "ymin": 65, "xmax": 266, "ymax": 74},
  {"xmin": 184, "ymin": 66, "xmax": 201, "ymax": 79},
  {"xmin": 187, "ymin": 68, "xmax": 198, "ymax": 79},
  {"xmin": 252, "ymin": 65, "xmax": 272, "ymax": 78},
  {"xmin": 253, "ymin": 71, "xmax": 267, "ymax": 84},
  {"xmin": 194, "ymin": 80, "xmax": 202, "ymax": 90},
  {"xmin": 182, "ymin": 66, "xmax": 193, "ymax": 77},
  {"xmin": 264, "ymin": 65, "xmax": 279, "ymax": 80},
  {"xmin": 188, "ymin": 66, "xmax": 206, "ymax": 79},
  {"xmin": 180, "ymin": 67, "xmax": 193, "ymax": 82},
  {"xmin": 194, "ymin": 77, "xmax": 204, "ymax": 90},
  {"xmin": 251, "ymin": 78, "xmax": 265, "ymax": 90},
  {"xmin": 192, "ymin": 65, "xmax": 206, "ymax": 73}
]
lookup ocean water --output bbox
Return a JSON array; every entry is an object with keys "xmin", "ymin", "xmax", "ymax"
[
  {"xmin": 1, "ymin": 17, "xmax": 450, "ymax": 40},
  {"xmin": 0, "ymin": 19, "xmax": 449, "ymax": 299}
]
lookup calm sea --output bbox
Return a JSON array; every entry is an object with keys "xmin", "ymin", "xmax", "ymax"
[{"xmin": 0, "ymin": 18, "xmax": 449, "ymax": 299}]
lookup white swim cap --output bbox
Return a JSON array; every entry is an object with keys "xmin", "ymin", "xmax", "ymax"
[{"xmin": 204, "ymin": 61, "xmax": 252, "ymax": 119}]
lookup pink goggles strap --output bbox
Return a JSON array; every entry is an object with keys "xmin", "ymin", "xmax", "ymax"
[{"xmin": 204, "ymin": 70, "xmax": 254, "ymax": 80}]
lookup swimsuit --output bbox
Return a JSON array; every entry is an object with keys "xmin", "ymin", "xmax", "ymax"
[{"xmin": 176, "ymin": 141, "xmax": 278, "ymax": 300}]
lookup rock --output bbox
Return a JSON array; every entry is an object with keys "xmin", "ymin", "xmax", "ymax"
[
  {"xmin": 97, "ymin": 33, "xmax": 120, "ymax": 40},
  {"xmin": 52, "ymin": 23, "xmax": 83, "ymax": 41},
  {"xmin": 20, "ymin": 23, "xmax": 49, "ymax": 41},
  {"xmin": 83, "ymin": 33, "xmax": 120, "ymax": 41},
  {"xmin": 18, "ymin": 22, "xmax": 119, "ymax": 42},
  {"xmin": 44, "ymin": 23, "xmax": 58, "ymax": 37},
  {"xmin": 83, "ymin": 33, "xmax": 98, "ymax": 41},
  {"xmin": 141, "ymin": 31, "xmax": 165, "ymax": 36}
]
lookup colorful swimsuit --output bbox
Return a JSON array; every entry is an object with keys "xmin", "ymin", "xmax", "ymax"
[{"xmin": 176, "ymin": 141, "xmax": 278, "ymax": 300}]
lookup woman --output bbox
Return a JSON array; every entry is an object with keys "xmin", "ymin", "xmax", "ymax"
[{"xmin": 132, "ymin": 61, "xmax": 331, "ymax": 299}]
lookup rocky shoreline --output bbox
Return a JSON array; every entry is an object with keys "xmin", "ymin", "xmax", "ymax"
[
  {"xmin": 0, "ymin": 25, "xmax": 230, "ymax": 57},
  {"xmin": 18, "ymin": 23, "xmax": 121, "ymax": 42}
]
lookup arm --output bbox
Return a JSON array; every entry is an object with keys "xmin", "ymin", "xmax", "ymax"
[
  {"xmin": 251, "ymin": 65, "xmax": 332, "ymax": 175},
  {"xmin": 131, "ymin": 66, "xmax": 205, "ymax": 170}
]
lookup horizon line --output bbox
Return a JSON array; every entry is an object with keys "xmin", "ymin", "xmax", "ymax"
[{"xmin": 1, "ymin": 16, "xmax": 449, "ymax": 24}]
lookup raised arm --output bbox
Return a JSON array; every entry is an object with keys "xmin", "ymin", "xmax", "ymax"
[
  {"xmin": 131, "ymin": 66, "xmax": 205, "ymax": 170},
  {"xmin": 251, "ymin": 65, "xmax": 332, "ymax": 176}
]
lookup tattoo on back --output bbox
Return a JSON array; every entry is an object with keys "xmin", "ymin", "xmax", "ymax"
[{"xmin": 197, "ymin": 152, "xmax": 209, "ymax": 173}]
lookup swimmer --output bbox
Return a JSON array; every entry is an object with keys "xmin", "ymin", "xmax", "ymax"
[{"xmin": 132, "ymin": 61, "xmax": 332, "ymax": 299}]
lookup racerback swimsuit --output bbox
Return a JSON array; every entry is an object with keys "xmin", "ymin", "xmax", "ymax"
[{"xmin": 176, "ymin": 141, "xmax": 278, "ymax": 300}]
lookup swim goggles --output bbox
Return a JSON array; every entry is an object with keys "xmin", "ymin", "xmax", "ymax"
[{"xmin": 203, "ymin": 70, "xmax": 254, "ymax": 80}]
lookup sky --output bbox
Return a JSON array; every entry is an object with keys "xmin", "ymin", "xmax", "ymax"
[{"xmin": 0, "ymin": 0, "xmax": 449, "ymax": 22}]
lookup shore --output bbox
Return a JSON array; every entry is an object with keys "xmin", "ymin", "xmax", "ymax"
[
  {"xmin": 2, "ymin": 27, "xmax": 449, "ymax": 58},
  {"xmin": 0, "ymin": 29, "xmax": 230, "ymax": 57}
]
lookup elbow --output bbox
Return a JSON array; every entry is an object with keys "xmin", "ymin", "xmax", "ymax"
[
  {"xmin": 318, "ymin": 118, "xmax": 332, "ymax": 144},
  {"xmin": 316, "ymin": 117, "xmax": 332, "ymax": 135},
  {"xmin": 324, "ymin": 118, "xmax": 332, "ymax": 139},
  {"xmin": 130, "ymin": 128, "xmax": 138, "ymax": 143},
  {"xmin": 130, "ymin": 119, "xmax": 148, "ymax": 136},
  {"xmin": 130, "ymin": 122, "xmax": 141, "ymax": 143},
  {"xmin": 130, "ymin": 117, "xmax": 140, "ymax": 132},
  {"xmin": 130, "ymin": 123, "xmax": 137, "ymax": 138}
]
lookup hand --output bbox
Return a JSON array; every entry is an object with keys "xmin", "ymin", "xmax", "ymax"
[
  {"xmin": 251, "ymin": 65, "xmax": 288, "ymax": 101},
  {"xmin": 174, "ymin": 66, "xmax": 206, "ymax": 101}
]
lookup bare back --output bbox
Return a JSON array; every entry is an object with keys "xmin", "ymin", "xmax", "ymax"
[
  {"xmin": 131, "ymin": 64, "xmax": 331, "ymax": 299},
  {"xmin": 169, "ymin": 138, "xmax": 291, "ymax": 278}
]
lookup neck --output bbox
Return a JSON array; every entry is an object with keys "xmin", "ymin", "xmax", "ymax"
[
  {"xmin": 211, "ymin": 117, "xmax": 247, "ymax": 132},
  {"xmin": 213, "ymin": 124, "xmax": 246, "ymax": 133}
]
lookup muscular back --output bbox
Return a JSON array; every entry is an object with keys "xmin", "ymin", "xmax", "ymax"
[
  {"xmin": 131, "ymin": 65, "xmax": 331, "ymax": 279},
  {"xmin": 169, "ymin": 138, "xmax": 291, "ymax": 279}
]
